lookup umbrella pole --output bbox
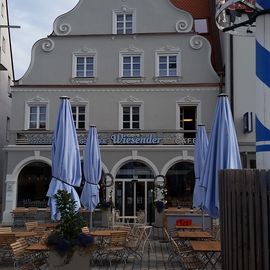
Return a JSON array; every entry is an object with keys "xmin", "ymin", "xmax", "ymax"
[
  {"xmin": 201, "ymin": 208, "xmax": 205, "ymax": 230},
  {"xmin": 89, "ymin": 211, "xmax": 93, "ymax": 230}
]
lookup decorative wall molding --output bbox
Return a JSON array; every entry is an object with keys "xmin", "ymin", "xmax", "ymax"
[
  {"xmin": 175, "ymin": 19, "xmax": 191, "ymax": 32},
  {"xmin": 189, "ymin": 35, "xmax": 204, "ymax": 50},
  {"xmin": 73, "ymin": 47, "xmax": 97, "ymax": 54},
  {"xmin": 70, "ymin": 77, "xmax": 97, "ymax": 84},
  {"xmin": 41, "ymin": 39, "xmax": 55, "ymax": 52},
  {"xmin": 26, "ymin": 96, "xmax": 49, "ymax": 103},
  {"xmin": 55, "ymin": 23, "xmax": 71, "ymax": 35}
]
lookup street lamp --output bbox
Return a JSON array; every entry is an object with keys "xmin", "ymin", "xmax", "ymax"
[{"xmin": 215, "ymin": 0, "xmax": 265, "ymax": 35}]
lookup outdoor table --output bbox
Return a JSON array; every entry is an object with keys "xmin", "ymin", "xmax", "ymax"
[
  {"xmin": 190, "ymin": 240, "xmax": 221, "ymax": 269},
  {"xmin": 176, "ymin": 231, "xmax": 213, "ymax": 239},
  {"xmin": 90, "ymin": 229, "xmax": 128, "ymax": 249},
  {"xmin": 14, "ymin": 231, "xmax": 37, "ymax": 238},
  {"xmin": 26, "ymin": 243, "xmax": 50, "ymax": 251},
  {"xmin": 38, "ymin": 223, "xmax": 58, "ymax": 229},
  {"xmin": 176, "ymin": 224, "xmax": 203, "ymax": 231}
]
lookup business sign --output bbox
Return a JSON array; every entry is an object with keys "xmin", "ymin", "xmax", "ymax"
[{"xmin": 18, "ymin": 131, "xmax": 196, "ymax": 145}]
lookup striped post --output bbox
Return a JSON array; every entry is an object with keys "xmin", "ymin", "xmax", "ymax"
[{"xmin": 256, "ymin": 0, "xmax": 270, "ymax": 169}]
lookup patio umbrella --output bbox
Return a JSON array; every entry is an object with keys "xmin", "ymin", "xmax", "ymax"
[
  {"xmin": 200, "ymin": 94, "xmax": 242, "ymax": 218},
  {"xmin": 47, "ymin": 96, "xmax": 82, "ymax": 220},
  {"xmin": 80, "ymin": 126, "xmax": 102, "ymax": 229},
  {"xmin": 192, "ymin": 124, "xmax": 209, "ymax": 209}
]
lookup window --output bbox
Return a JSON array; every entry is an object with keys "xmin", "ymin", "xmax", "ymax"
[
  {"xmin": 72, "ymin": 105, "xmax": 86, "ymax": 129},
  {"xmin": 194, "ymin": 19, "xmax": 208, "ymax": 33},
  {"xmin": 122, "ymin": 55, "xmax": 141, "ymax": 77},
  {"xmin": 122, "ymin": 106, "xmax": 140, "ymax": 129},
  {"xmin": 29, "ymin": 105, "xmax": 47, "ymax": 129},
  {"xmin": 75, "ymin": 56, "xmax": 95, "ymax": 77},
  {"xmin": 159, "ymin": 55, "xmax": 177, "ymax": 76},
  {"xmin": 116, "ymin": 13, "xmax": 133, "ymax": 34},
  {"xmin": 180, "ymin": 106, "xmax": 197, "ymax": 136},
  {"xmin": 112, "ymin": 8, "xmax": 136, "ymax": 35}
]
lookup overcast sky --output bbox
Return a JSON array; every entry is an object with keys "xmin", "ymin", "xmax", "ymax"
[{"xmin": 8, "ymin": 0, "xmax": 79, "ymax": 80}]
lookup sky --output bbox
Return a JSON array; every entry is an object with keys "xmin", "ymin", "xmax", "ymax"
[{"xmin": 8, "ymin": 0, "xmax": 79, "ymax": 80}]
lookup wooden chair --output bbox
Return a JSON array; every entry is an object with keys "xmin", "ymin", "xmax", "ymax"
[
  {"xmin": 10, "ymin": 240, "xmax": 47, "ymax": 270},
  {"xmin": 104, "ymin": 231, "xmax": 128, "ymax": 265},
  {"xmin": 0, "ymin": 233, "xmax": 16, "ymax": 263},
  {"xmin": 25, "ymin": 207, "xmax": 38, "ymax": 222},
  {"xmin": 170, "ymin": 237, "xmax": 206, "ymax": 270},
  {"xmin": 0, "ymin": 227, "xmax": 12, "ymax": 233},
  {"xmin": 25, "ymin": 221, "xmax": 38, "ymax": 232}
]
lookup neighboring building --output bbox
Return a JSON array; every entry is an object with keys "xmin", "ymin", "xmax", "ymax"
[
  {"xmin": 2, "ymin": 0, "xmax": 221, "ymax": 225},
  {"xmin": 0, "ymin": 0, "xmax": 14, "ymax": 219}
]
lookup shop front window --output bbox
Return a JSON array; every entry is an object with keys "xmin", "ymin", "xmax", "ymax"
[{"xmin": 165, "ymin": 162, "xmax": 195, "ymax": 208}]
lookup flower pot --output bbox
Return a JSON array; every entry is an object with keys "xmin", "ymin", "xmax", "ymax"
[{"xmin": 47, "ymin": 250, "xmax": 90, "ymax": 270}]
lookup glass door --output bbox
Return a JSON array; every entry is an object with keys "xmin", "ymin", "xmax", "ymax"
[{"xmin": 114, "ymin": 179, "xmax": 154, "ymax": 223}]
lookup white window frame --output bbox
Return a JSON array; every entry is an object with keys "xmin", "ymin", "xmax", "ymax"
[
  {"xmin": 119, "ymin": 97, "xmax": 144, "ymax": 130},
  {"xmin": 119, "ymin": 53, "xmax": 143, "ymax": 78},
  {"xmin": 25, "ymin": 97, "xmax": 49, "ymax": 130},
  {"xmin": 154, "ymin": 46, "xmax": 182, "ymax": 82},
  {"xmin": 112, "ymin": 8, "xmax": 136, "ymax": 34},
  {"xmin": 176, "ymin": 97, "xmax": 201, "ymax": 131},
  {"xmin": 73, "ymin": 54, "xmax": 96, "ymax": 78},
  {"xmin": 70, "ymin": 96, "xmax": 89, "ymax": 130},
  {"xmin": 71, "ymin": 48, "xmax": 97, "ymax": 84}
]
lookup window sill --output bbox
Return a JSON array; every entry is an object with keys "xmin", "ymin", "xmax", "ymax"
[
  {"xmin": 71, "ymin": 77, "xmax": 97, "ymax": 84},
  {"xmin": 153, "ymin": 76, "xmax": 183, "ymax": 83},
  {"xmin": 117, "ymin": 77, "xmax": 145, "ymax": 84}
]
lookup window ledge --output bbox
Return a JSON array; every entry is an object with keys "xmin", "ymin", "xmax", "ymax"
[
  {"xmin": 71, "ymin": 77, "xmax": 97, "ymax": 84},
  {"xmin": 153, "ymin": 76, "xmax": 183, "ymax": 83},
  {"xmin": 117, "ymin": 77, "xmax": 145, "ymax": 84}
]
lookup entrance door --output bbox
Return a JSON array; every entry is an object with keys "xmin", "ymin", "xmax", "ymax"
[{"xmin": 115, "ymin": 180, "xmax": 154, "ymax": 223}]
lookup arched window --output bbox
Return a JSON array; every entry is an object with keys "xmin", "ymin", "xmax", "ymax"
[
  {"xmin": 166, "ymin": 162, "xmax": 195, "ymax": 208},
  {"xmin": 116, "ymin": 161, "xmax": 154, "ymax": 179},
  {"xmin": 17, "ymin": 162, "xmax": 51, "ymax": 208}
]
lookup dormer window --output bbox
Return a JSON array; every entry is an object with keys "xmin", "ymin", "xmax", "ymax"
[{"xmin": 113, "ymin": 8, "xmax": 136, "ymax": 34}]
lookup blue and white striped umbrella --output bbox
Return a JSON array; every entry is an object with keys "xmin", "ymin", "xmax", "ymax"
[
  {"xmin": 200, "ymin": 94, "xmax": 242, "ymax": 218},
  {"xmin": 47, "ymin": 96, "xmax": 82, "ymax": 220},
  {"xmin": 193, "ymin": 124, "xmax": 209, "ymax": 208}
]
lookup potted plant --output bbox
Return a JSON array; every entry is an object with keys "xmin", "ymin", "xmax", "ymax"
[{"xmin": 46, "ymin": 190, "xmax": 94, "ymax": 270}]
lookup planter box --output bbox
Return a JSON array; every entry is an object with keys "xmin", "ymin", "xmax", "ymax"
[{"xmin": 47, "ymin": 250, "xmax": 90, "ymax": 270}]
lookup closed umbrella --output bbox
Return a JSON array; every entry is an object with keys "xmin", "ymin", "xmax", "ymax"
[
  {"xmin": 80, "ymin": 126, "xmax": 102, "ymax": 229},
  {"xmin": 193, "ymin": 124, "xmax": 209, "ymax": 208},
  {"xmin": 47, "ymin": 96, "xmax": 82, "ymax": 220},
  {"xmin": 200, "ymin": 94, "xmax": 242, "ymax": 218}
]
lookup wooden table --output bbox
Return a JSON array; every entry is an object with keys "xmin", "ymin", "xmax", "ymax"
[
  {"xmin": 14, "ymin": 231, "xmax": 37, "ymax": 238},
  {"xmin": 177, "ymin": 231, "xmax": 212, "ymax": 239},
  {"xmin": 90, "ymin": 229, "xmax": 127, "ymax": 237},
  {"xmin": 26, "ymin": 243, "xmax": 50, "ymax": 251},
  {"xmin": 190, "ymin": 240, "xmax": 221, "ymax": 269},
  {"xmin": 176, "ymin": 224, "xmax": 202, "ymax": 230}
]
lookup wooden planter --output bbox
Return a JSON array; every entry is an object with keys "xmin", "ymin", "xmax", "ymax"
[{"xmin": 47, "ymin": 250, "xmax": 90, "ymax": 270}]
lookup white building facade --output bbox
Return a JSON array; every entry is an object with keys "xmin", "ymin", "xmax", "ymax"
[
  {"xmin": 0, "ymin": 0, "xmax": 14, "ymax": 218},
  {"xmin": 2, "ymin": 0, "xmax": 220, "ymax": 225}
]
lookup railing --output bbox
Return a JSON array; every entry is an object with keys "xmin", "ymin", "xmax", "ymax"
[{"xmin": 219, "ymin": 169, "xmax": 270, "ymax": 270}]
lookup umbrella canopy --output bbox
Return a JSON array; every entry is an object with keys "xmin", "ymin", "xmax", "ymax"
[
  {"xmin": 192, "ymin": 124, "xmax": 209, "ymax": 208},
  {"xmin": 80, "ymin": 126, "xmax": 102, "ymax": 223},
  {"xmin": 47, "ymin": 96, "xmax": 82, "ymax": 220},
  {"xmin": 200, "ymin": 94, "xmax": 242, "ymax": 218}
]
